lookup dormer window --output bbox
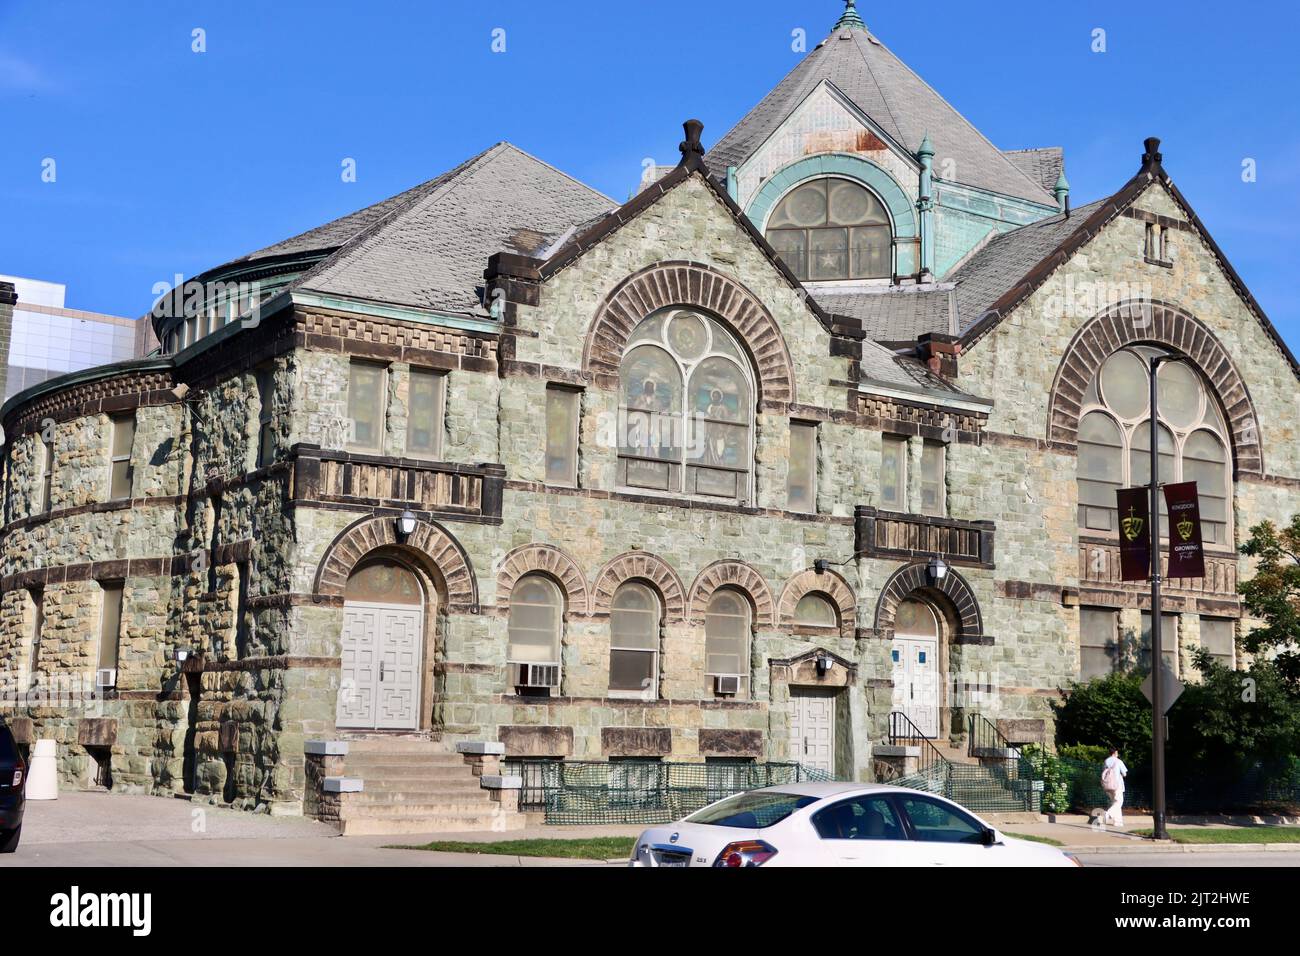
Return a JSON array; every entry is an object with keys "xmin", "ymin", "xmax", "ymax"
[{"xmin": 765, "ymin": 177, "xmax": 892, "ymax": 280}]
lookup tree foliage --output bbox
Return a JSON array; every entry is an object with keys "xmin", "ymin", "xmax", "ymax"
[
  {"xmin": 1050, "ymin": 671, "xmax": 1151, "ymax": 759},
  {"xmin": 1238, "ymin": 516, "xmax": 1300, "ymax": 689}
]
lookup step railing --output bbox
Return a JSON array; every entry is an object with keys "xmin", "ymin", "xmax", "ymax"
[
  {"xmin": 967, "ymin": 713, "xmax": 1022, "ymax": 763},
  {"xmin": 887, "ymin": 711, "xmax": 951, "ymax": 777}
]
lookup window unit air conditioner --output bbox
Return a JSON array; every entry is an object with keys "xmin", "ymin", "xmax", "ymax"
[
  {"xmin": 714, "ymin": 675, "xmax": 741, "ymax": 696},
  {"xmin": 517, "ymin": 663, "xmax": 559, "ymax": 689},
  {"xmin": 95, "ymin": 668, "xmax": 118, "ymax": 691}
]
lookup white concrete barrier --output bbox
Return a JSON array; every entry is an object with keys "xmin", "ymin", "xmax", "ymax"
[{"xmin": 26, "ymin": 738, "xmax": 58, "ymax": 800}]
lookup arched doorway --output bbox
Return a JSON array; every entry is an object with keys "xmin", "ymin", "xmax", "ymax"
[
  {"xmin": 337, "ymin": 558, "xmax": 426, "ymax": 730},
  {"xmin": 891, "ymin": 599, "xmax": 940, "ymax": 738}
]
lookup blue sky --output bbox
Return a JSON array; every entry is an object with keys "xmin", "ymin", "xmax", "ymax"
[{"xmin": 2, "ymin": 0, "xmax": 1298, "ymax": 349}]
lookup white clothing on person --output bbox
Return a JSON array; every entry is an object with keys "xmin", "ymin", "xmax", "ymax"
[{"xmin": 1101, "ymin": 754, "xmax": 1128, "ymax": 827}]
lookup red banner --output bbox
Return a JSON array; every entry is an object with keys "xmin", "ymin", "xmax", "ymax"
[
  {"xmin": 1116, "ymin": 487, "xmax": 1151, "ymax": 582},
  {"xmin": 1163, "ymin": 480, "xmax": 1206, "ymax": 579}
]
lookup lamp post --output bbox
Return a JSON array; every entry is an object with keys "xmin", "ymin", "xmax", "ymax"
[{"xmin": 1147, "ymin": 355, "xmax": 1174, "ymax": 842}]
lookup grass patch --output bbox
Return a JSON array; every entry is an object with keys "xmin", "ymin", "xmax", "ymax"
[
  {"xmin": 386, "ymin": 837, "xmax": 637, "ymax": 860},
  {"xmin": 1130, "ymin": 826, "xmax": 1300, "ymax": 845},
  {"xmin": 1005, "ymin": 832, "xmax": 1065, "ymax": 847}
]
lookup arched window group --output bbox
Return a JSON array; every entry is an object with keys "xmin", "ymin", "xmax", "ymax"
[
  {"xmin": 1077, "ymin": 346, "xmax": 1231, "ymax": 545},
  {"xmin": 618, "ymin": 307, "xmax": 755, "ymax": 504},
  {"xmin": 765, "ymin": 177, "xmax": 893, "ymax": 281},
  {"xmin": 504, "ymin": 574, "xmax": 764, "ymax": 700}
]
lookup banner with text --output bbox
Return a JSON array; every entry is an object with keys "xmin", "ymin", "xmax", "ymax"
[
  {"xmin": 1116, "ymin": 487, "xmax": 1151, "ymax": 582},
  {"xmin": 1163, "ymin": 480, "xmax": 1206, "ymax": 579}
]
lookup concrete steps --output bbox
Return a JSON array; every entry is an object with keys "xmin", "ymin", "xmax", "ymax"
[{"xmin": 335, "ymin": 738, "xmax": 525, "ymax": 836}]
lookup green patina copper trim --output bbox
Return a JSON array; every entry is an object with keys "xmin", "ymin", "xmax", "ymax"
[
  {"xmin": 834, "ymin": 0, "xmax": 867, "ymax": 31},
  {"xmin": 745, "ymin": 153, "xmax": 917, "ymax": 239},
  {"xmin": 290, "ymin": 291, "xmax": 502, "ymax": 334}
]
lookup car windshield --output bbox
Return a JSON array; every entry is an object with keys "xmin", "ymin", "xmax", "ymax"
[{"xmin": 685, "ymin": 791, "xmax": 819, "ymax": 829}]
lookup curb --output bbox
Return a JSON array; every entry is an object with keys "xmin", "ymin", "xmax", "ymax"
[{"xmin": 1066, "ymin": 842, "xmax": 1300, "ymax": 854}]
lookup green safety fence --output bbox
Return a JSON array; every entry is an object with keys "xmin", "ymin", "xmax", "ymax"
[
  {"xmin": 889, "ymin": 759, "xmax": 1043, "ymax": 814},
  {"xmin": 502, "ymin": 759, "xmax": 833, "ymax": 825}
]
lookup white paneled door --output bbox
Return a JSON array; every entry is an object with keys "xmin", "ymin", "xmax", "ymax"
[
  {"xmin": 891, "ymin": 637, "xmax": 939, "ymax": 738},
  {"xmin": 789, "ymin": 690, "xmax": 836, "ymax": 775},
  {"xmin": 337, "ymin": 602, "xmax": 422, "ymax": 730}
]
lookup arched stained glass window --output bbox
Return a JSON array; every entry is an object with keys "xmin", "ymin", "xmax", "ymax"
[
  {"xmin": 619, "ymin": 308, "xmax": 755, "ymax": 503},
  {"xmin": 1076, "ymin": 346, "xmax": 1232, "ymax": 546},
  {"xmin": 765, "ymin": 178, "xmax": 893, "ymax": 280}
]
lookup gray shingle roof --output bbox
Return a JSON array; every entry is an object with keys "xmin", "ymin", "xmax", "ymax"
[
  {"xmin": 950, "ymin": 198, "xmax": 1108, "ymax": 333},
  {"xmin": 290, "ymin": 143, "xmax": 615, "ymax": 314},
  {"xmin": 705, "ymin": 27, "xmax": 1056, "ymax": 206},
  {"xmin": 1002, "ymin": 147, "xmax": 1065, "ymax": 195},
  {"xmin": 814, "ymin": 285, "xmax": 955, "ymax": 343},
  {"xmin": 859, "ymin": 340, "xmax": 973, "ymax": 396}
]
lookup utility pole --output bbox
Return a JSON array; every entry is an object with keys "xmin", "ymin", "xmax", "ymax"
[{"xmin": 1148, "ymin": 356, "xmax": 1171, "ymax": 841}]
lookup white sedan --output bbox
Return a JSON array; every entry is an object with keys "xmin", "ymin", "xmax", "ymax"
[{"xmin": 628, "ymin": 782, "xmax": 1080, "ymax": 867}]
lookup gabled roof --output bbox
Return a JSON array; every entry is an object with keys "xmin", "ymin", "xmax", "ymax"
[
  {"xmin": 950, "ymin": 198, "xmax": 1108, "ymax": 334},
  {"xmin": 812, "ymin": 285, "xmax": 955, "ymax": 343},
  {"xmin": 537, "ymin": 123, "xmax": 977, "ymax": 403},
  {"xmin": 290, "ymin": 143, "xmax": 616, "ymax": 315},
  {"xmin": 1002, "ymin": 147, "xmax": 1065, "ymax": 195},
  {"xmin": 705, "ymin": 24, "xmax": 1056, "ymax": 206},
  {"xmin": 953, "ymin": 138, "xmax": 1300, "ymax": 379}
]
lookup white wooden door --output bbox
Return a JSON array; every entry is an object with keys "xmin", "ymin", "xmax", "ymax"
[
  {"xmin": 337, "ymin": 602, "xmax": 422, "ymax": 730},
  {"xmin": 891, "ymin": 637, "xmax": 939, "ymax": 738},
  {"xmin": 789, "ymin": 690, "xmax": 836, "ymax": 775}
]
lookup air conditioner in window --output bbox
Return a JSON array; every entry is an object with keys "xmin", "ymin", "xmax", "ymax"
[
  {"xmin": 714, "ymin": 675, "xmax": 741, "ymax": 696},
  {"xmin": 95, "ymin": 668, "xmax": 118, "ymax": 691},
  {"xmin": 517, "ymin": 663, "xmax": 559, "ymax": 689}
]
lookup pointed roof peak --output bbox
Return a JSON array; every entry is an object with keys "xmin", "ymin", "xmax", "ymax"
[{"xmin": 833, "ymin": 0, "xmax": 868, "ymax": 31}]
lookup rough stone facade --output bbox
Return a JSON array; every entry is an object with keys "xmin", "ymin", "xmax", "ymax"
[{"xmin": 2, "ymin": 30, "xmax": 1297, "ymax": 818}]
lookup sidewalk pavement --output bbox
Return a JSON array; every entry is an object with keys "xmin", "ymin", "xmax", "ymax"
[{"xmin": 992, "ymin": 813, "xmax": 1300, "ymax": 854}]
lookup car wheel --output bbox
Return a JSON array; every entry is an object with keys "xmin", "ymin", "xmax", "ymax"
[{"xmin": 0, "ymin": 827, "xmax": 20, "ymax": 853}]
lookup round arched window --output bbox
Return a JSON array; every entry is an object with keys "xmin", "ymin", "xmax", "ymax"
[
  {"xmin": 895, "ymin": 599, "xmax": 939, "ymax": 638},
  {"xmin": 1077, "ymin": 346, "xmax": 1232, "ymax": 545},
  {"xmin": 344, "ymin": 560, "xmax": 423, "ymax": 605},
  {"xmin": 618, "ymin": 307, "xmax": 755, "ymax": 503},
  {"xmin": 794, "ymin": 593, "xmax": 839, "ymax": 628},
  {"xmin": 765, "ymin": 177, "xmax": 892, "ymax": 281}
]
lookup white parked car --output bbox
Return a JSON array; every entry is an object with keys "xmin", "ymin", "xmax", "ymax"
[{"xmin": 628, "ymin": 782, "xmax": 1080, "ymax": 867}]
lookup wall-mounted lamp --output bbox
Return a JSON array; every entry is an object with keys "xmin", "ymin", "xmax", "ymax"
[
  {"xmin": 927, "ymin": 556, "xmax": 949, "ymax": 583},
  {"xmin": 815, "ymin": 652, "xmax": 832, "ymax": 676},
  {"xmin": 813, "ymin": 559, "xmax": 829, "ymax": 574},
  {"xmin": 395, "ymin": 510, "xmax": 418, "ymax": 539},
  {"xmin": 174, "ymin": 648, "xmax": 192, "ymax": 664}
]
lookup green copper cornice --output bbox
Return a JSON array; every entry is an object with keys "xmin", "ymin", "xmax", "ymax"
[{"xmin": 834, "ymin": 1, "xmax": 867, "ymax": 31}]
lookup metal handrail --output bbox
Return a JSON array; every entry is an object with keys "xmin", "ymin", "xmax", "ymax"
[
  {"xmin": 967, "ymin": 713, "xmax": 1023, "ymax": 762},
  {"xmin": 888, "ymin": 711, "xmax": 950, "ymax": 776}
]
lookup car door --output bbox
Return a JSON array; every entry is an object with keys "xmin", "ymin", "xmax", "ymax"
[
  {"xmin": 895, "ymin": 794, "xmax": 1002, "ymax": 866},
  {"xmin": 809, "ymin": 793, "xmax": 914, "ymax": 866}
]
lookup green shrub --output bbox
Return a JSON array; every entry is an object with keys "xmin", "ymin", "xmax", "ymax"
[
  {"xmin": 1021, "ymin": 744, "xmax": 1070, "ymax": 813},
  {"xmin": 1051, "ymin": 671, "xmax": 1151, "ymax": 757},
  {"xmin": 1059, "ymin": 743, "xmax": 1109, "ymax": 764}
]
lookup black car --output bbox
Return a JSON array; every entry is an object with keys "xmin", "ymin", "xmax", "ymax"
[{"xmin": 0, "ymin": 721, "xmax": 25, "ymax": 853}]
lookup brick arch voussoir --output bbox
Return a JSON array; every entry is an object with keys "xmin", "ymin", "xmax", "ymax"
[
  {"xmin": 497, "ymin": 544, "xmax": 590, "ymax": 617},
  {"xmin": 687, "ymin": 560, "xmax": 776, "ymax": 627},
  {"xmin": 778, "ymin": 569, "xmax": 857, "ymax": 639},
  {"xmin": 874, "ymin": 562, "xmax": 984, "ymax": 642},
  {"xmin": 314, "ymin": 515, "xmax": 479, "ymax": 612},
  {"xmin": 592, "ymin": 551, "xmax": 687, "ymax": 623},
  {"xmin": 583, "ymin": 261, "xmax": 797, "ymax": 405},
  {"xmin": 1048, "ymin": 299, "xmax": 1263, "ymax": 476}
]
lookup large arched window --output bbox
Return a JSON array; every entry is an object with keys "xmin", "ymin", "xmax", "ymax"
[
  {"xmin": 794, "ymin": 592, "xmax": 839, "ymax": 629},
  {"xmin": 765, "ymin": 177, "xmax": 892, "ymax": 280},
  {"xmin": 618, "ymin": 307, "xmax": 755, "ymax": 503},
  {"xmin": 609, "ymin": 582, "xmax": 660, "ymax": 698},
  {"xmin": 1077, "ymin": 346, "xmax": 1232, "ymax": 546},
  {"xmin": 705, "ymin": 588, "xmax": 751, "ymax": 698},
  {"xmin": 507, "ymin": 574, "xmax": 563, "ymax": 692}
]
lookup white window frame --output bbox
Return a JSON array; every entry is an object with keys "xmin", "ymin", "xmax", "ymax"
[
  {"xmin": 880, "ymin": 434, "xmax": 908, "ymax": 512},
  {"xmin": 39, "ymin": 435, "xmax": 54, "ymax": 513},
  {"xmin": 920, "ymin": 441, "xmax": 946, "ymax": 517},
  {"xmin": 788, "ymin": 420, "xmax": 818, "ymax": 513},
  {"xmin": 506, "ymin": 574, "xmax": 564, "ymax": 693},
  {"xmin": 97, "ymin": 580, "xmax": 124, "ymax": 674},
  {"xmin": 704, "ymin": 588, "xmax": 752, "ymax": 699},
  {"xmin": 108, "ymin": 414, "xmax": 135, "ymax": 501}
]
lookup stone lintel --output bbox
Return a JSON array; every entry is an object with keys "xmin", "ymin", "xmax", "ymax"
[{"xmin": 305, "ymin": 740, "xmax": 350, "ymax": 756}]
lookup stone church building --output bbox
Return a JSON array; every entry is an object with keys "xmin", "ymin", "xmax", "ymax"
[{"xmin": 2, "ymin": 3, "xmax": 1296, "ymax": 820}]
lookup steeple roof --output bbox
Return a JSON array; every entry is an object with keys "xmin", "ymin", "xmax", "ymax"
[{"xmin": 705, "ymin": 22, "xmax": 1057, "ymax": 205}]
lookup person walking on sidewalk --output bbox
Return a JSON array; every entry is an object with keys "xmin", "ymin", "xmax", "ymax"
[{"xmin": 1101, "ymin": 746, "xmax": 1128, "ymax": 828}]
